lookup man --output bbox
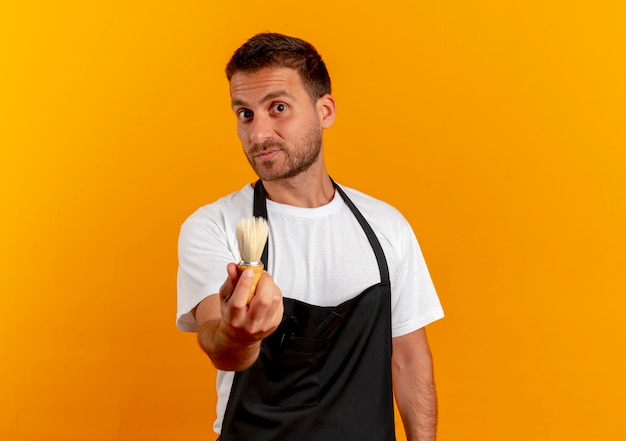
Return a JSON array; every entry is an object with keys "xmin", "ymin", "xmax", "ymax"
[{"xmin": 177, "ymin": 32, "xmax": 444, "ymax": 440}]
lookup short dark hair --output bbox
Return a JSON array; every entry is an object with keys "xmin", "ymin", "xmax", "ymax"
[{"xmin": 225, "ymin": 33, "xmax": 331, "ymax": 102}]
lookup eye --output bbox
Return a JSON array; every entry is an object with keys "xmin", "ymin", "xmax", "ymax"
[
  {"xmin": 271, "ymin": 103, "xmax": 287, "ymax": 114},
  {"xmin": 237, "ymin": 108, "xmax": 253, "ymax": 121}
]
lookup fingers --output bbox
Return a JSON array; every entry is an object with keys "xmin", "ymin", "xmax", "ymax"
[
  {"xmin": 247, "ymin": 272, "xmax": 284, "ymax": 329},
  {"xmin": 220, "ymin": 263, "xmax": 249, "ymax": 304},
  {"xmin": 224, "ymin": 268, "xmax": 254, "ymax": 325},
  {"xmin": 221, "ymin": 267, "xmax": 283, "ymax": 341},
  {"xmin": 219, "ymin": 263, "xmax": 239, "ymax": 303},
  {"xmin": 226, "ymin": 262, "xmax": 240, "ymax": 285},
  {"xmin": 250, "ymin": 272, "xmax": 282, "ymax": 309}
]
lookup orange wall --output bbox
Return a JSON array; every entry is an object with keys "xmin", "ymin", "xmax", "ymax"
[{"xmin": 1, "ymin": 1, "xmax": 625, "ymax": 440}]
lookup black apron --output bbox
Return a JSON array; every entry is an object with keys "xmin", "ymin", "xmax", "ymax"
[{"xmin": 220, "ymin": 180, "xmax": 395, "ymax": 441}]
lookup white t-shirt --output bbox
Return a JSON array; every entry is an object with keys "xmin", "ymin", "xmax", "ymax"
[{"xmin": 177, "ymin": 183, "xmax": 444, "ymax": 433}]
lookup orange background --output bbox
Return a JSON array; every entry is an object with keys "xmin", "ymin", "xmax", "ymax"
[{"xmin": 1, "ymin": 1, "xmax": 625, "ymax": 440}]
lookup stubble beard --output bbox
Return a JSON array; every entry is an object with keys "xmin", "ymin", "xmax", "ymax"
[{"xmin": 246, "ymin": 126, "xmax": 323, "ymax": 182}]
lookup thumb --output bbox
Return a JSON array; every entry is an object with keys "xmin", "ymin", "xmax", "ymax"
[
  {"xmin": 226, "ymin": 262, "xmax": 240, "ymax": 285},
  {"xmin": 230, "ymin": 268, "xmax": 254, "ymax": 306}
]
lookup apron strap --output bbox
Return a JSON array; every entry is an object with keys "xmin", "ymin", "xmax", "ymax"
[{"xmin": 253, "ymin": 180, "xmax": 270, "ymax": 269}]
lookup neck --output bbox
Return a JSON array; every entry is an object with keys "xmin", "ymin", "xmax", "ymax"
[{"xmin": 260, "ymin": 168, "xmax": 335, "ymax": 208}]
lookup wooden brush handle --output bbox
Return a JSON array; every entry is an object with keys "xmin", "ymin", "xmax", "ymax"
[{"xmin": 236, "ymin": 263, "xmax": 264, "ymax": 304}]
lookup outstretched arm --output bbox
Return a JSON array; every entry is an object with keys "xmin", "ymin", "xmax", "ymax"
[
  {"xmin": 392, "ymin": 327, "xmax": 438, "ymax": 441},
  {"xmin": 195, "ymin": 263, "xmax": 284, "ymax": 371}
]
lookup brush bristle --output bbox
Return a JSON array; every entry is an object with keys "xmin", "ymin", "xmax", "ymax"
[{"xmin": 236, "ymin": 217, "xmax": 269, "ymax": 263}]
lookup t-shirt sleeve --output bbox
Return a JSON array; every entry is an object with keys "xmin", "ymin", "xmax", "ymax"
[
  {"xmin": 176, "ymin": 212, "xmax": 235, "ymax": 332},
  {"xmin": 388, "ymin": 215, "xmax": 444, "ymax": 337}
]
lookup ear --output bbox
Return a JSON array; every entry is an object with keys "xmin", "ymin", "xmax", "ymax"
[{"xmin": 316, "ymin": 94, "xmax": 337, "ymax": 129}]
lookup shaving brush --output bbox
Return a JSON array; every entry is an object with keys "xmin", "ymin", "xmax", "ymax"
[{"xmin": 235, "ymin": 217, "xmax": 269, "ymax": 304}]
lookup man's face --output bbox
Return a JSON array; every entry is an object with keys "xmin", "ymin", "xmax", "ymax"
[{"xmin": 230, "ymin": 67, "xmax": 324, "ymax": 182}]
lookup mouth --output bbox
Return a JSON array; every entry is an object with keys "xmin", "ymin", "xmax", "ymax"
[{"xmin": 254, "ymin": 148, "xmax": 281, "ymax": 161}]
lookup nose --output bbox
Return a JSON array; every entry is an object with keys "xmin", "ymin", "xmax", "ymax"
[{"xmin": 248, "ymin": 114, "xmax": 274, "ymax": 144}]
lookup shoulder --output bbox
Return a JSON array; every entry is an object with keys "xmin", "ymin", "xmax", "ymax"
[
  {"xmin": 182, "ymin": 184, "xmax": 254, "ymax": 229},
  {"xmin": 337, "ymin": 184, "xmax": 409, "ymax": 229},
  {"xmin": 336, "ymin": 183, "xmax": 418, "ymax": 256}
]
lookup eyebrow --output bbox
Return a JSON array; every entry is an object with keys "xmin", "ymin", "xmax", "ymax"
[{"xmin": 231, "ymin": 90, "xmax": 296, "ymax": 108}]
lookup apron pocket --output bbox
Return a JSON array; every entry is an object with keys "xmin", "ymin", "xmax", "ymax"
[{"xmin": 245, "ymin": 336, "xmax": 328, "ymax": 408}]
